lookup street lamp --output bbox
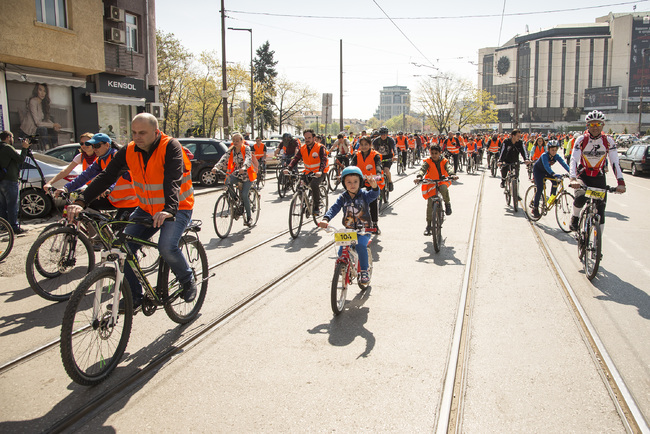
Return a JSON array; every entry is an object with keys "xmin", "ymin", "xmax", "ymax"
[{"xmin": 228, "ymin": 27, "xmax": 254, "ymax": 138}]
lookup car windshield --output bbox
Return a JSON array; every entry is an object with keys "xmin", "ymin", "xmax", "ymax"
[{"xmin": 30, "ymin": 151, "xmax": 70, "ymax": 167}]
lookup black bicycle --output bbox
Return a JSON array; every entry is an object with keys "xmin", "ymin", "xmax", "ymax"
[
  {"xmin": 417, "ymin": 178, "xmax": 453, "ymax": 253},
  {"xmin": 60, "ymin": 214, "xmax": 211, "ymax": 386},
  {"xmin": 288, "ymin": 173, "xmax": 329, "ymax": 239},
  {"xmin": 501, "ymin": 162, "xmax": 523, "ymax": 212},
  {"xmin": 0, "ymin": 217, "xmax": 14, "ymax": 262},
  {"xmin": 276, "ymin": 156, "xmax": 298, "ymax": 198},
  {"xmin": 213, "ymin": 173, "xmax": 261, "ymax": 238}
]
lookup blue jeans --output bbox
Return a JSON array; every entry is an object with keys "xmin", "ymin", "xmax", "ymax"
[
  {"xmin": 0, "ymin": 180, "xmax": 20, "ymax": 230},
  {"xmin": 123, "ymin": 207, "xmax": 193, "ymax": 300},
  {"xmin": 532, "ymin": 166, "xmax": 559, "ymax": 210},
  {"xmin": 338, "ymin": 233, "xmax": 371, "ymax": 271},
  {"xmin": 226, "ymin": 174, "xmax": 252, "ymax": 220}
]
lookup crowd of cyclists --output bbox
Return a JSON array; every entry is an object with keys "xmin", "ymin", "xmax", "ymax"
[{"xmin": 28, "ymin": 108, "xmax": 625, "ymax": 304}]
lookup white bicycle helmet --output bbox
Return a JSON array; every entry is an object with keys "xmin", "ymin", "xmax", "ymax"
[{"xmin": 585, "ymin": 110, "xmax": 606, "ymax": 123}]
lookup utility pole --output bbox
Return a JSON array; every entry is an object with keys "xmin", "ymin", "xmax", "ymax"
[
  {"xmin": 220, "ymin": 0, "xmax": 229, "ymax": 138},
  {"xmin": 340, "ymin": 39, "xmax": 343, "ymax": 132}
]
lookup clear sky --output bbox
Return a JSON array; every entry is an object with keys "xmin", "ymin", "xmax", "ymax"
[{"xmin": 155, "ymin": 0, "xmax": 648, "ymax": 120}]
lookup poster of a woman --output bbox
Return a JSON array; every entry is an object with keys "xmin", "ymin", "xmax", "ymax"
[{"xmin": 19, "ymin": 83, "xmax": 61, "ymax": 149}]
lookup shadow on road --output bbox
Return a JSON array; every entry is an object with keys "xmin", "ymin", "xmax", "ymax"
[
  {"xmin": 592, "ymin": 267, "xmax": 650, "ymax": 320},
  {"xmin": 417, "ymin": 243, "xmax": 463, "ymax": 266},
  {"xmin": 604, "ymin": 210, "xmax": 629, "ymax": 222},
  {"xmin": 307, "ymin": 289, "xmax": 375, "ymax": 359},
  {"xmin": 273, "ymin": 228, "xmax": 322, "ymax": 252}
]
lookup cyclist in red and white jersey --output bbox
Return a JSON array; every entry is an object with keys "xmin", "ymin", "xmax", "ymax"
[{"xmin": 568, "ymin": 110, "xmax": 626, "ymax": 231}]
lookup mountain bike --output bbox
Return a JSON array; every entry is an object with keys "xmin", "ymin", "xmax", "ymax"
[
  {"xmin": 325, "ymin": 226, "xmax": 376, "ymax": 315},
  {"xmin": 501, "ymin": 162, "xmax": 523, "ymax": 212},
  {"xmin": 213, "ymin": 173, "xmax": 261, "ymax": 238},
  {"xmin": 255, "ymin": 160, "xmax": 266, "ymax": 189},
  {"xmin": 376, "ymin": 171, "xmax": 390, "ymax": 212},
  {"xmin": 276, "ymin": 156, "xmax": 298, "ymax": 198},
  {"xmin": 416, "ymin": 178, "xmax": 453, "ymax": 253},
  {"xmin": 327, "ymin": 153, "xmax": 347, "ymax": 192},
  {"xmin": 407, "ymin": 148, "xmax": 416, "ymax": 168},
  {"xmin": 0, "ymin": 217, "xmax": 14, "ymax": 262},
  {"xmin": 397, "ymin": 150, "xmax": 406, "ymax": 175},
  {"xmin": 488, "ymin": 151, "xmax": 499, "ymax": 177},
  {"xmin": 466, "ymin": 151, "xmax": 476, "ymax": 174},
  {"xmin": 60, "ymin": 214, "xmax": 211, "ymax": 386},
  {"xmin": 288, "ymin": 173, "xmax": 329, "ymax": 239},
  {"xmin": 574, "ymin": 184, "xmax": 617, "ymax": 280},
  {"xmin": 524, "ymin": 174, "xmax": 574, "ymax": 232}
]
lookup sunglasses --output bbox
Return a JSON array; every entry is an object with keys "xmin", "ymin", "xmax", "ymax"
[
  {"xmin": 92, "ymin": 142, "xmax": 105, "ymax": 149},
  {"xmin": 80, "ymin": 141, "xmax": 92, "ymax": 146},
  {"xmin": 587, "ymin": 122, "xmax": 604, "ymax": 127}
]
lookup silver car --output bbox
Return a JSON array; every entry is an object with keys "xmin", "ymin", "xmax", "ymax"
[{"xmin": 19, "ymin": 150, "xmax": 82, "ymax": 219}]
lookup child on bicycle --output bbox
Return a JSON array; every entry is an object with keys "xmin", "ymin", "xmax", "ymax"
[
  {"xmin": 414, "ymin": 144, "xmax": 458, "ymax": 236},
  {"xmin": 318, "ymin": 166, "xmax": 379, "ymax": 285},
  {"xmin": 530, "ymin": 140, "xmax": 570, "ymax": 219}
]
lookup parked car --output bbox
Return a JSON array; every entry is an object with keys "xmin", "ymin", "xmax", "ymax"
[
  {"xmin": 19, "ymin": 151, "xmax": 81, "ymax": 218},
  {"xmin": 619, "ymin": 143, "xmax": 650, "ymax": 176},
  {"xmin": 262, "ymin": 139, "xmax": 281, "ymax": 166},
  {"xmin": 44, "ymin": 143, "xmax": 81, "ymax": 163},
  {"xmin": 615, "ymin": 134, "xmax": 638, "ymax": 147},
  {"xmin": 178, "ymin": 138, "xmax": 228, "ymax": 187}
]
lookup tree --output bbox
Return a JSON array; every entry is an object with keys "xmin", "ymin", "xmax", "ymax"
[
  {"xmin": 365, "ymin": 117, "xmax": 381, "ymax": 131},
  {"xmin": 384, "ymin": 114, "xmax": 421, "ymax": 133},
  {"xmin": 455, "ymin": 87, "xmax": 498, "ymax": 131},
  {"xmin": 272, "ymin": 75, "xmax": 319, "ymax": 133},
  {"xmin": 416, "ymin": 73, "xmax": 463, "ymax": 134},
  {"xmin": 157, "ymin": 30, "xmax": 194, "ymax": 136},
  {"xmin": 188, "ymin": 50, "xmax": 222, "ymax": 138},
  {"xmin": 253, "ymin": 41, "xmax": 278, "ymax": 136}
]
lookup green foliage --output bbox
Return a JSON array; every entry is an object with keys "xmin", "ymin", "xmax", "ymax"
[
  {"xmin": 254, "ymin": 41, "xmax": 279, "ymax": 135},
  {"xmin": 624, "ymin": 127, "xmax": 628, "ymax": 134}
]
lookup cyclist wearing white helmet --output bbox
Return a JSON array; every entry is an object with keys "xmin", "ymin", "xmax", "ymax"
[
  {"xmin": 568, "ymin": 110, "xmax": 626, "ymax": 231},
  {"xmin": 319, "ymin": 166, "xmax": 379, "ymax": 285}
]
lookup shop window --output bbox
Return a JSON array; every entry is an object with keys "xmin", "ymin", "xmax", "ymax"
[
  {"xmin": 6, "ymin": 80, "xmax": 74, "ymax": 151},
  {"xmin": 98, "ymin": 103, "xmax": 137, "ymax": 146},
  {"xmin": 35, "ymin": 0, "xmax": 68, "ymax": 29},
  {"xmin": 126, "ymin": 13, "xmax": 138, "ymax": 52}
]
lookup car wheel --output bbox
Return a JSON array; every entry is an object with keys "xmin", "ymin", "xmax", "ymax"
[
  {"xmin": 631, "ymin": 163, "xmax": 639, "ymax": 176},
  {"xmin": 21, "ymin": 188, "xmax": 52, "ymax": 219},
  {"xmin": 199, "ymin": 167, "xmax": 218, "ymax": 187}
]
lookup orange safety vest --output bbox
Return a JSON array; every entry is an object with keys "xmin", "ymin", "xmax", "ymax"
[
  {"xmin": 444, "ymin": 138, "xmax": 459, "ymax": 154},
  {"xmin": 82, "ymin": 155, "xmax": 96, "ymax": 185},
  {"xmin": 395, "ymin": 136, "xmax": 407, "ymax": 150},
  {"xmin": 488, "ymin": 139, "xmax": 500, "ymax": 153},
  {"xmin": 421, "ymin": 157, "xmax": 451, "ymax": 199},
  {"xmin": 125, "ymin": 134, "xmax": 194, "ymax": 215},
  {"xmin": 467, "ymin": 140, "xmax": 476, "ymax": 153},
  {"xmin": 100, "ymin": 153, "xmax": 139, "ymax": 208},
  {"xmin": 355, "ymin": 150, "xmax": 385, "ymax": 190},
  {"xmin": 531, "ymin": 144, "xmax": 545, "ymax": 161},
  {"xmin": 407, "ymin": 138, "xmax": 416, "ymax": 149},
  {"xmin": 299, "ymin": 142, "xmax": 325, "ymax": 174},
  {"xmin": 252, "ymin": 142, "xmax": 266, "ymax": 160},
  {"xmin": 227, "ymin": 145, "xmax": 257, "ymax": 181}
]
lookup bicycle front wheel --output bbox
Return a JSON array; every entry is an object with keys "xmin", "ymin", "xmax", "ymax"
[
  {"xmin": 313, "ymin": 184, "xmax": 329, "ymax": 225},
  {"xmin": 277, "ymin": 171, "xmax": 287, "ymax": 198},
  {"xmin": 583, "ymin": 218, "xmax": 602, "ymax": 281},
  {"xmin": 213, "ymin": 194, "xmax": 233, "ymax": 239},
  {"xmin": 0, "ymin": 218, "xmax": 14, "ymax": 262},
  {"xmin": 524, "ymin": 185, "xmax": 542, "ymax": 221},
  {"xmin": 504, "ymin": 180, "xmax": 512, "ymax": 207},
  {"xmin": 512, "ymin": 177, "xmax": 519, "ymax": 212},
  {"xmin": 248, "ymin": 188, "xmax": 261, "ymax": 227},
  {"xmin": 26, "ymin": 226, "xmax": 95, "ymax": 302},
  {"xmin": 328, "ymin": 166, "xmax": 340, "ymax": 192},
  {"xmin": 60, "ymin": 266, "xmax": 133, "ymax": 386},
  {"xmin": 432, "ymin": 201, "xmax": 442, "ymax": 253},
  {"xmin": 164, "ymin": 234, "xmax": 209, "ymax": 324},
  {"xmin": 491, "ymin": 160, "xmax": 497, "ymax": 177},
  {"xmin": 555, "ymin": 191, "xmax": 575, "ymax": 233},
  {"xmin": 331, "ymin": 261, "xmax": 349, "ymax": 315},
  {"xmin": 288, "ymin": 193, "xmax": 304, "ymax": 239}
]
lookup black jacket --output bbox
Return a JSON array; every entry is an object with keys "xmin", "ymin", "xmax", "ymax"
[{"xmin": 498, "ymin": 138, "xmax": 527, "ymax": 163}]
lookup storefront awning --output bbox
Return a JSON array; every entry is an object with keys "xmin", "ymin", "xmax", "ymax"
[
  {"xmin": 5, "ymin": 71, "xmax": 87, "ymax": 88},
  {"xmin": 89, "ymin": 93, "xmax": 146, "ymax": 106}
]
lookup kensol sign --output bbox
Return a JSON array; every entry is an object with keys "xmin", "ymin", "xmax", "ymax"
[{"xmin": 97, "ymin": 74, "xmax": 145, "ymax": 97}]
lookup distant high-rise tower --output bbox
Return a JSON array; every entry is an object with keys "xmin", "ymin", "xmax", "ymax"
[{"xmin": 376, "ymin": 86, "xmax": 410, "ymax": 121}]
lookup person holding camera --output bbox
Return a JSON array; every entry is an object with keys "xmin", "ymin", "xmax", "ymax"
[{"xmin": 0, "ymin": 131, "xmax": 31, "ymax": 234}]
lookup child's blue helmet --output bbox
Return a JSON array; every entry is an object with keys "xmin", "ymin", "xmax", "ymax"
[{"xmin": 341, "ymin": 166, "xmax": 364, "ymax": 184}]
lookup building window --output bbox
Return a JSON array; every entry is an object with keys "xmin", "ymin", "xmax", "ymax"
[
  {"xmin": 35, "ymin": 0, "xmax": 68, "ymax": 28},
  {"xmin": 125, "ymin": 13, "xmax": 138, "ymax": 52}
]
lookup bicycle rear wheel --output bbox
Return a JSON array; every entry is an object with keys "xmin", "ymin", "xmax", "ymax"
[
  {"xmin": 248, "ymin": 188, "xmax": 261, "ymax": 227},
  {"xmin": 60, "ymin": 266, "xmax": 133, "ymax": 386},
  {"xmin": 288, "ymin": 193, "xmax": 304, "ymax": 239},
  {"xmin": 583, "ymin": 218, "xmax": 602, "ymax": 280},
  {"xmin": 213, "ymin": 194, "xmax": 233, "ymax": 239},
  {"xmin": 164, "ymin": 234, "xmax": 209, "ymax": 324},
  {"xmin": 0, "ymin": 217, "xmax": 14, "ymax": 262},
  {"xmin": 26, "ymin": 226, "xmax": 95, "ymax": 302},
  {"xmin": 555, "ymin": 191, "xmax": 575, "ymax": 233},
  {"xmin": 504, "ymin": 180, "xmax": 511, "ymax": 206},
  {"xmin": 328, "ymin": 166, "xmax": 340, "ymax": 192},
  {"xmin": 432, "ymin": 201, "xmax": 442, "ymax": 253},
  {"xmin": 491, "ymin": 159, "xmax": 497, "ymax": 177},
  {"xmin": 331, "ymin": 261, "xmax": 349, "ymax": 315},
  {"xmin": 524, "ymin": 185, "xmax": 542, "ymax": 221}
]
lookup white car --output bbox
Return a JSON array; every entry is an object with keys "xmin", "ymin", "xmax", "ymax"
[{"xmin": 19, "ymin": 150, "xmax": 82, "ymax": 219}]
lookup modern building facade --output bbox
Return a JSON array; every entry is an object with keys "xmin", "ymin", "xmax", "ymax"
[
  {"xmin": 375, "ymin": 85, "xmax": 410, "ymax": 121},
  {"xmin": 478, "ymin": 12, "xmax": 650, "ymax": 132},
  {"xmin": 0, "ymin": 0, "xmax": 160, "ymax": 150}
]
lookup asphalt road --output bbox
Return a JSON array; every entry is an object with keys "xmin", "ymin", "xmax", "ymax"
[{"xmin": 0, "ymin": 161, "xmax": 648, "ymax": 432}]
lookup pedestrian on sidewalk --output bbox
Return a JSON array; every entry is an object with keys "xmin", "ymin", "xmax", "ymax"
[{"xmin": 0, "ymin": 131, "xmax": 31, "ymax": 234}]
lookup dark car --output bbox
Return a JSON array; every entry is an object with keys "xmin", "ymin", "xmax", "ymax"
[
  {"xmin": 178, "ymin": 138, "xmax": 228, "ymax": 187},
  {"xmin": 619, "ymin": 144, "xmax": 650, "ymax": 176}
]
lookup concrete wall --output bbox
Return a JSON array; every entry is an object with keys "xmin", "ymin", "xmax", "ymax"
[{"xmin": 0, "ymin": 0, "xmax": 104, "ymax": 76}]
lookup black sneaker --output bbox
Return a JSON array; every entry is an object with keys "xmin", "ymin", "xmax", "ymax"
[
  {"xmin": 14, "ymin": 227, "xmax": 28, "ymax": 235},
  {"xmin": 388, "ymin": 182, "xmax": 394, "ymax": 192},
  {"xmin": 181, "ymin": 278, "xmax": 197, "ymax": 302},
  {"xmin": 373, "ymin": 223, "xmax": 381, "ymax": 235},
  {"xmin": 424, "ymin": 225, "xmax": 432, "ymax": 236},
  {"xmin": 243, "ymin": 218, "xmax": 252, "ymax": 227},
  {"xmin": 445, "ymin": 202, "xmax": 452, "ymax": 216},
  {"xmin": 569, "ymin": 216, "xmax": 579, "ymax": 232},
  {"xmin": 500, "ymin": 180, "xmax": 505, "ymax": 188},
  {"xmin": 532, "ymin": 209, "xmax": 541, "ymax": 219},
  {"xmin": 115, "ymin": 296, "xmax": 142, "ymax": 314},
  {"xmin": 359, "ymin": 271, "xmax": 370, "ymax": 285}
]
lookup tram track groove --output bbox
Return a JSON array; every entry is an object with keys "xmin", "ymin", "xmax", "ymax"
[
  {"xmin": 526, "ymin": 217, "xmax": 650, "ymax": 434},
  {"xmin": 30, "ymin": 174, "xmax": 422, "ymax": 432}
]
